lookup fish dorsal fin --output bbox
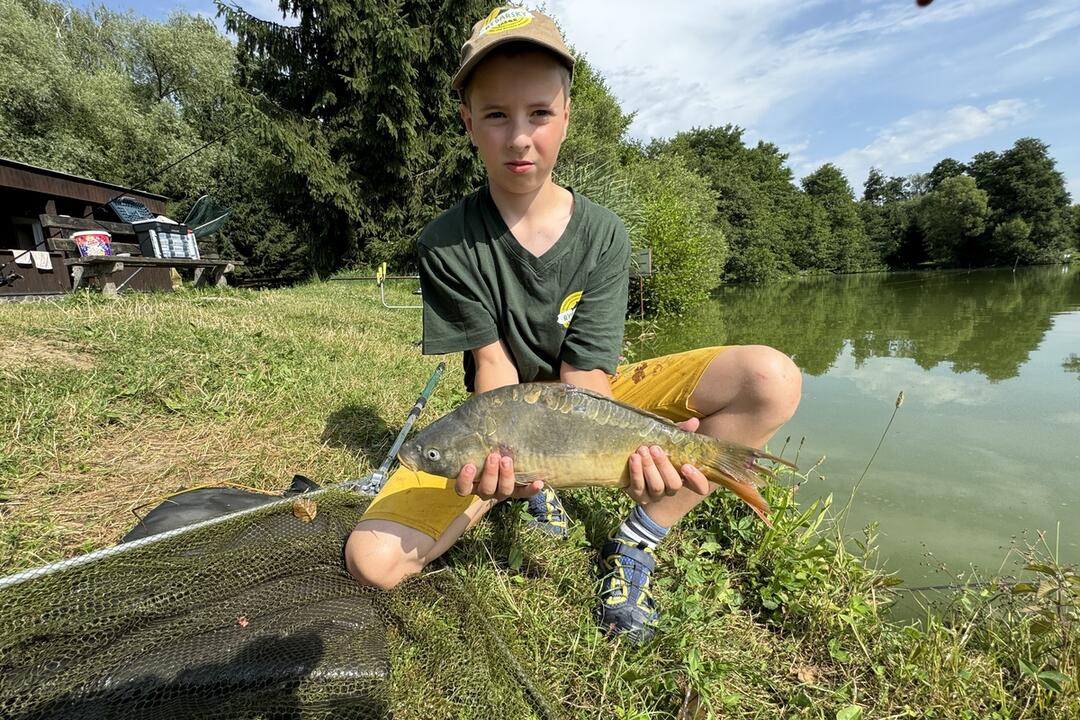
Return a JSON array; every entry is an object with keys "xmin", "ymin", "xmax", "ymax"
[{"xmin": 563, "ymin": 384, "xmax": 679, "ymax": 428}]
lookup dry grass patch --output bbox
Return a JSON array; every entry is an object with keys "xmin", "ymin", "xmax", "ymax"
[
  {"xmin": 0, "ymin": 337, "xmax": 95, "ymax": 370},
  {"xmin": 4, "ymin": 413, "xmax": 366, "ymax": 564}
]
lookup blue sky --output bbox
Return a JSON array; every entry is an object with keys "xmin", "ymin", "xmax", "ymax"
[{"xmin": 75, "ymin": 0, "xmax": 1080, "ymax": 200}]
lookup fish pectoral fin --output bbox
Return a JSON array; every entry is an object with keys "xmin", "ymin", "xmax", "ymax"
[{"xmin": 513, "ymin": 470, "xmax": 549, "ymax": 486}]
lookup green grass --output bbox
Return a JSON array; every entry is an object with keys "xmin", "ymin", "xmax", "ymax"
[{"xmin": 1, "ymin": 282, "xmax": 1077, "ymax": 719}]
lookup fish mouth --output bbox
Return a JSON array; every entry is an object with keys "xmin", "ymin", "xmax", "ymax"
[{"xmin": 397, "ymin": 450, "xmax": 418, "ymax": 472}]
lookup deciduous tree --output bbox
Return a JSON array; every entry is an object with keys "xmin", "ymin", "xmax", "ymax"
[
  {"xmin": 916, "ymin": 175, "xmax": 990, "ymax": 265},
  {"xmin": 968, "ymin": 138, "xmax": 1071, "ymax": 262},
  {"xmin": 802, "ymin": 163, "xmax": 871, "ymax": 272}
]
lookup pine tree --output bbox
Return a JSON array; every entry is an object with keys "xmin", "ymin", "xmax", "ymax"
[{"xmin": 217, "ymin": 0, "xmax": 487, "ymax": 273}]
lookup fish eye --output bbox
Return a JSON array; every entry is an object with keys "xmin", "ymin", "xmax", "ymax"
[{"xmin": 426, "ymin": 448, "xmax": 441, "ymax": 461}]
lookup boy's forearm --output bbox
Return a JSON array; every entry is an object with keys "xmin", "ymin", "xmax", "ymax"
[
  {"xmin": 472, "ymin": 340, "xmax": 520, "ymax": 394},
  {"xmin": 559, "ymin": 362, "xmax": 612, "ymax": 397}
]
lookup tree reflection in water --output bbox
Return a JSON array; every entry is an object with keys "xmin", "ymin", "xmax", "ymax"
[{"xmin": 632, "ymin": 266, "xmax": 1080, "ymax": 383}]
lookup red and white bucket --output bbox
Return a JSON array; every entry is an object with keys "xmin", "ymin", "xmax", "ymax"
[{"xmin": 71, "ymin": 230, "xmax": 113, "ymax": 257}]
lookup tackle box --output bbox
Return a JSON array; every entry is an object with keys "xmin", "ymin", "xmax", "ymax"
[{"xmin": 134, "ymin": 220, "xmax": 201, "ymax": 259}]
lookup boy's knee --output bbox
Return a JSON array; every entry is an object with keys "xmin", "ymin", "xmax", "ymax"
[
  {"xmin": 344, "ymin": 530, "xmax": 423, "ymax": 591},
  {"xmin": 739, "ymin": 345, "xmax": 802, "ymax": 423}
]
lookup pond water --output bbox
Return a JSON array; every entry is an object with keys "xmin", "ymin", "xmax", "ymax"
[{"xmin": 628, "ymin": 265, "xmax": 1080, "ymax": 587}]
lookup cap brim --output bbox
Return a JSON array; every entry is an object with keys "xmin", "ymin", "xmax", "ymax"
[{"xmin": 451, "ymin": 37, "xmax": 575, "ymax": 92}]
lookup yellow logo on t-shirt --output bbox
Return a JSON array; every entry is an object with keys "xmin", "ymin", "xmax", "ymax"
[{"xmin": 557, "ymin": 290, "xmax": 583, "ymax": 328}]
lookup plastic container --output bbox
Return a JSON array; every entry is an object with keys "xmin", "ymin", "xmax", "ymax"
[
  {"xmin": 71, "ymin": 230, "xmax": 113, "ymax": 257},
  {"xmin": 134, "ymin": 221, "xmax": 200, "ymax": 259},
  {"xmin": 107, "ymin": 197, "xmax": 156, "ymax": 224}
]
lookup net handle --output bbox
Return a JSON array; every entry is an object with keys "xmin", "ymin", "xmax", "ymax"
[
  {"xmin": 351, "ymin": 361, "xmax": 445, "ymax": 495},
  {"xmin": 0, "ymin": 484, "xmax": 342, "ymax": 589}
]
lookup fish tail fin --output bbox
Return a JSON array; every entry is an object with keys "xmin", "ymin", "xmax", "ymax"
[
  {"xmin": 702, "ymin": 466, "xmax": 773, "ymax": 528},
  {"xmin": 699, "ymin": 441, "xmax": 795, "ymax": 529}
]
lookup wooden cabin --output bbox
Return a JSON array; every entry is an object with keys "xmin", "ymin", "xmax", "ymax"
[{"xmin": 0, "ymin": 158, "xmax": 232, "ymax": 299}]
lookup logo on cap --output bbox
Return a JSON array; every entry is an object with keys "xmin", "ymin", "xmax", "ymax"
[{"xmin": 479, "ymin": 7, "xmax": 533, "ymax": 37}]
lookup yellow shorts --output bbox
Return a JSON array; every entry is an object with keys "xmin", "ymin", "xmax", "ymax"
[{"xmin": 359, "ymin": 345, "xmax": 731, "ymax": 539}]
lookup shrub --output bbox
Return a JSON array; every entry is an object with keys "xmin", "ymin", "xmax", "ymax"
[{"xmin": 628, "ymin": 155, "xmax": 726, "ymax": 315}]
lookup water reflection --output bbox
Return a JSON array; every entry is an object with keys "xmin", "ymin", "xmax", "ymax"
[
  {"xmin": 1066, "ymin": 354, "xmax": 1080, "ymax": 380},
  {"xmin": 629, "ymin": 266, "xmax": 1080, "ymax": 586},
  {"xmin": 635, "ymin": 267, "xmax": 1080, "ymax": 382}
]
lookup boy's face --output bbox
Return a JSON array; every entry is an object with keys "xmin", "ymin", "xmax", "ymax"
[{"xmin": 459, "ymin": 50, "xmax": 570, "ymax": 198}]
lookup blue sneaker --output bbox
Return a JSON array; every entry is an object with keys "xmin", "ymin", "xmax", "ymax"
[
  {"xmin": 524, "ymin": 486, "xmax": 570, "ymax": 537},
  {"xmin": 595, "ymin": 537, "xmax": 660, "ymax": 644}
]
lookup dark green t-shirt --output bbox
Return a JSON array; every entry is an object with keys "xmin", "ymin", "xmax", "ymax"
[{"xmin": 418, "ymin": 185, "xmax": 630, "ymax": 392}]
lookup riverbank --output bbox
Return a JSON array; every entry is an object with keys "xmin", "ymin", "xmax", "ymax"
[{"xmin": 1, "ymin": 283, "xmax": 1076, "ymax": 718}]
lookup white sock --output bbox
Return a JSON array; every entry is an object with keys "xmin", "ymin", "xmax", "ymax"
[{"xmin": 615, "ymin": 504, "xmax": 669, "ymax": 549}]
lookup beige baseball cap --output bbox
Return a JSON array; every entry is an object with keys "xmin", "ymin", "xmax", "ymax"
[{"xmin": 452, "ymin": 6, "xmax": 575, "ymax": 92}]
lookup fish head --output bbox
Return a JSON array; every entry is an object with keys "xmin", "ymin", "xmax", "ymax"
[{"xmin": 397, "ymin": 413, "xmax": 486, "ymax": 478}]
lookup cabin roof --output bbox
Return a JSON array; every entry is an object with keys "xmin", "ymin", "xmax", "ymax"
[{"xmin": 0, "ymin": 157, "xmax": 170, "ymax": 210}]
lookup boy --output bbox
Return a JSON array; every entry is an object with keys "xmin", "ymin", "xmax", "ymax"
[{"xmin": 345, "ymin": 6, "xmax": 801, "ymax": 643}]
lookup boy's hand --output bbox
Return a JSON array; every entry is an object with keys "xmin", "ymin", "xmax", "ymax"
[
  {"xmin": 625, "ymin": 418, "xmax": 711, "ymax": 504},
  {"xmin": 455, "ymin": 451, "xmax": 544, "ymax": 501}
]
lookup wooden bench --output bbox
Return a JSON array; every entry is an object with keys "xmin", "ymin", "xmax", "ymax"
[
  {"xmin": 39, "ymin": 214, "xmax": 238, "ymax": 296},
  {"xmin": 67, "ymin": 256, "xmax": 237, "ymax": 295}
]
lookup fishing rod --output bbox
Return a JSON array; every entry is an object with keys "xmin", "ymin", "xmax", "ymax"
[{"xmin": 894, "ymin": 577, "xmax": 1018, "ymax": 593}]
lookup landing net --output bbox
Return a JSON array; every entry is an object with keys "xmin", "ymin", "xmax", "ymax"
[{"xmin": 0, "ymin": 486, "xmax": 558, "ymax": 719}]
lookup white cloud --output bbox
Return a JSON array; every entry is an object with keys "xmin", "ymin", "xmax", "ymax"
[
  {"xmin": 829, "ymin": 351, "xmax": 993, "ymax": 407},
  {"xmin": 544, "ymin": 0, "xmax": 1011, "ymax": 141},
  {"xmin": 1002, "ymin": 0, "xmax": 1080, "ymax": 55},
  {"xmin": 238, "ymin": 0, "xmax": 295, "ymax": 23},
  {"xmin": 814, "ymin": 99, "xmax": 1030, "ymax": 185}
]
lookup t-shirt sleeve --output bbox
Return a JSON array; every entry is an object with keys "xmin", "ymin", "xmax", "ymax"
[
  {"xmin": 418, "ymin": 240, "xmax": 499, "ymax": 355},
  {"xmin": 560, "ymin": 221, "xmax": 631, "ymax": 374}
]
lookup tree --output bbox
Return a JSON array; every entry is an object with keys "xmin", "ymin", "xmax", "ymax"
[
  {"xmin": 916, "ymin": 175, "xmax": 990, "ymax": 265},
  {"xmin": 0, "ymin": 0, "xmax": 207, "ymax": 189},
  {"xmin": 219, "ymin": 0, "xmax": 488, "ymax": 273},
  {"xmin": 859, "ymin": 167, "xmax": 919, "ymax": 267},
  {"xmin": 658, "ymin": 125, "xmax": 824, "ymax": 282},
  {"xmin": 927, "ymin": 157, "xmax": 966, "ymax": 191},
  {"xmin": 968, "ymin": 138, "xmax": 1071, "ymax": 262},
  {"xmin": 905, "ymin": 172, "xmax": 932, "ymax": 197},
  {"xmin": 1070, "ymin": 205, "xmax": 1080, "ymax": 251},
  {"xmin": 802, "ymin": 163, "xmax": 871, "ymax": 272},
  {"xmin": 863, "ymin": 167, "xmax": 887, "ymax": 205},
  {"xmin": 990, "ymin": 216, "xmax": 1035, "ymax": 264}
]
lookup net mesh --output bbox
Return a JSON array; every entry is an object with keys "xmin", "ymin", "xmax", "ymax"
[{"xmin": 0, "ymin": 487, "xmax": 556, "ymax": 720}]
